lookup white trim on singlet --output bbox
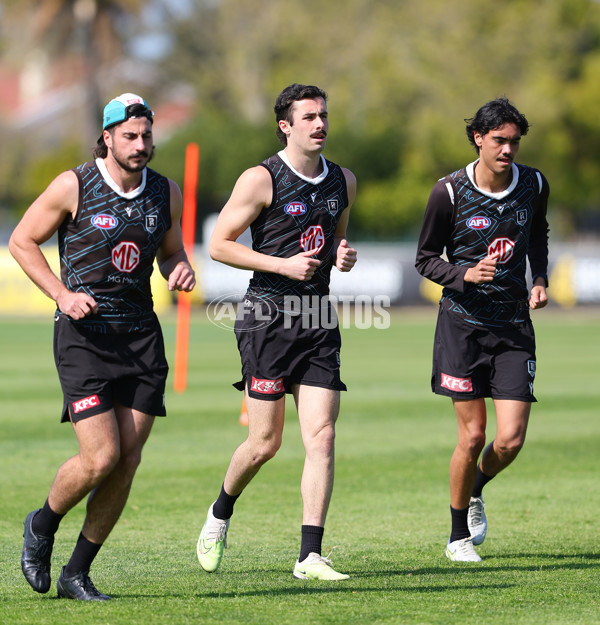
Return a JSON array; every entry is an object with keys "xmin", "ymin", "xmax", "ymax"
[
  {"xmin": 96, "ymin": 158, "xmax": 147, "ymax": 199},
  {"xmin": 445, "ymin": 182, "xmax": 455, "ymax": 205},
  {"xmin": 465, "ymin": 160, "xmax": 519, "ymax": 200},
  {"xmin": 278, "ymin": 150, "xmax": 329, "ymax": 184}
]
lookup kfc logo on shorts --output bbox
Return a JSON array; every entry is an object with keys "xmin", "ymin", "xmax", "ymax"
[
  {"xmin": 112, "ymin": 241, "xmax": 141, "ymax": 273},
  {"xmin": 441, "ymin": 373, "xmax": 473, "ymax": 393},
  {"xmin": 251, "ymin": 377, "xmax": 284, "ymax": 395},
  {"xmin": 487, "ymin": 237, "xmax": 515, "ymax": 263},
  {"xmin": 300, "ymin": 225, "xmax": 325, "ymax": 254},
  {"xmin": 72, "ymin": 394, "xmax": 100, "ymax": 414}
]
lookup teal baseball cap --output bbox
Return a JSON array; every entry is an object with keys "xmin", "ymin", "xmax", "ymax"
[{"xmin": 102, "ymin": 93, "xmax": 153, "ymax": 130}]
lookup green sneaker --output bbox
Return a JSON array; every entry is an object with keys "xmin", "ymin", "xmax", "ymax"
[
  {"xmin": 197, "ymin": 504, "xmax": 229, "ymax": 573},
  {"xmin": 293, "ymin": 553, "xmax": 349, "ymax": 580}
]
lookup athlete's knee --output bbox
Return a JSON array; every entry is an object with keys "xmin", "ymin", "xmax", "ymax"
[
  {"xmin": 81, "ymin": 448, "xmax": 120, "ymax": 484},
  {"xmin": 250, "ymin": 445, "xmax": 278, "ymax": 466},
  {"xmin": 118, "ymin": 446, "xmax": 144, "ymax": 478},
  {"xmin": 495, "ymin": 435, "xmax": 525, "ymax": 460},
  {"xmin": 305, "ymin": 421, "xmax": 336, "ymax": 457},
  {"xmin": 248, "ymin": 434, "xmax": 282, "ymax": 466},
  {"xmin": 458, "ymin": 430, "xmax": 486, "ymax": 460}
]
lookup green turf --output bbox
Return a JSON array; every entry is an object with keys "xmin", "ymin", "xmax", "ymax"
[{"xmin": 1, "ymin": 308, "xmax": 599, "ymax": 624}]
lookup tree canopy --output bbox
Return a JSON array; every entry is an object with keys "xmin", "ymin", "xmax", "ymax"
[{"xmin": 2, "ymin": 0, "xmax": 600, "ymax": 240}]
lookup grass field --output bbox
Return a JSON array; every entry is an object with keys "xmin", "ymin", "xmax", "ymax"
[{"xmin": 0, "ymin": 307, "xmax": 599, "ymax": 625}]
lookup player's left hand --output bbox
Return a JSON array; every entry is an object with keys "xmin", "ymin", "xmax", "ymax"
[
  {"xmin": 168, "ymin": 262, "xmax": 196, "ymax": 292},
  {"xmin": 336, "ymin": 239, "xmax": 357, "ymax": 272},
  {"xmin": 529, "ymin": 285, "xmax": 548, "ymax": 309}
]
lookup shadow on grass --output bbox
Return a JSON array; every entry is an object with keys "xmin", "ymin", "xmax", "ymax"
[
  {"xmin": 14, "ymin": 553, "xmax": 599, "ymax": 602},
  {"xmin": 18, "ymin": 581, "xmax": 515, "ymax": 601},
  {"xmin": 394, "ymin": 551, "xmax": 600, "ymax": 577},
  {"xmin": 191, "ymin": 581, "xmax": 517, "ymax": 599},
  {"xmin": 184, "ymin": 553, "xmax": 600, "ymax": 599},
  {"xmin": 491, "ymin": 552, "xmax": 600, "ymax": 560}
]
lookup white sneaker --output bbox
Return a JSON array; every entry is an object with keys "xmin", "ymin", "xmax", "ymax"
[
  {"xmin": 445, "ymin": 537, "xmax": 482, "ymax": 562},
  {"xmin": 197, "ymin": 504, "xmax": 230, "ymax": 572},
  {"xmin": 467, "ymin": 496, "xmax": 487, "ymax": 545},
  {"xmin": 293, "ymin": 552, "xmax": 349, "ymax": 580}
]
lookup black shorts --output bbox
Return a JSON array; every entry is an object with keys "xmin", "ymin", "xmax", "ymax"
[
  {"xmin": 432, "ymin": 306, "xmax": 537, "ymax": 402},
  {"xmin": 232, "ymin": 296, "xmax": 347, "ymax": 401},
  {"xmin": 53, "ymin": 314, "xmax": 169, "ymax": 422}
]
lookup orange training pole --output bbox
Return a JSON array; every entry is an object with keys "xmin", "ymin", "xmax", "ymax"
[
  {"xmin": 173, "ymin": 142, "xmax": 200, "ymax": 393},
  {"xmin": 239, "ymin": 395, "xmax": 248, "ymax": 426}
]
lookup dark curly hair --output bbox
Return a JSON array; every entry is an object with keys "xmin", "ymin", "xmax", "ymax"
[
  {"xmin": 274, "ymin": 83, "xmax": 328, "ymax": 145},
  {"xmin": 465, "ymin": 98, "xmax": 529, "ymax": 154}
]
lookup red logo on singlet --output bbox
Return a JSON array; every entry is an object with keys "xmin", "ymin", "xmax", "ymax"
[
  {"xmin": 300, "ymin": 225, "xmax": 325, "ymax": 254},
  {"xmin": 92, "ymin": 214, "xmax": 118, "ymax": 229},
  {"xmin": 285, "ymin": 202, "xmax": 307, "ymax": 216},
  {"xmin": 467, "ymin": 216, "xmax": 491, "ymax": 230},
  {"xmin": 487, "ymin": 237, "xmax": 515, "ymax": 263},
  {"xmin": 72, "ymin": 394, "xmax": 100, "ymax": 413},
  {"xmin": 441, "ymin": 374, "xmax": 473, "ymax": 392},
  {"xmin": 112, "ymin": 241, "xmax": 141, "ymax": 273},
  {"xmin": 251, "ymin": 377, "xmax": 284, "ymax": 395}
]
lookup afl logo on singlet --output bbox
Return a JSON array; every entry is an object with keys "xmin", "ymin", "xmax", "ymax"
[
  {"xmin": 92, "ymin": 214, "xmax": 118, "ymax": 229},
  {"xmin": 467, "ymin": 216, "xmax": 491, "ymax": 230},
  {"xmin": 285, "ymin": 202, "xmax": 307, "ymax": 216}
]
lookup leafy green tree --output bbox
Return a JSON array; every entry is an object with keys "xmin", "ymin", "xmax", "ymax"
[
  {"xmin": 4, "ymin": 0, "xmax": 600, "ymax": 238},
  {"xmin": 157, "ymin": 0, "xmax": 600, "ymax": 238},
  {"xmin": 0, "ymin": 0, "xmax": 146, "ymax": 216}
]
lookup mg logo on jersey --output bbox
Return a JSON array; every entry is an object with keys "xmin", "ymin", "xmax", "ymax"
[
  {"xmin": 72, "ymin": 394, "xmax": 100, "ymax": 414},
  {"xmin": 112, "ymin": 241, "xmax": 141, "ymax": 273},
  {"xmin": 251, "ymin": 377, "xmax": 284, "ymax": 395},
  {"xmin": 300, "ymin": 225, "xmax": 325, "ymax": 254},
  {"xmin": 441, "ymin": 373, "xmax": 473, "ymax": 392},
  {"xmin": 487, "ymin": 237, "xmax": 515, "ymax": 263},
  {"xmin": 92, "ymin": 214, "xmax": 118, "ymax": 229},
  {"xmin": 467, "ymin": 216, "xmax": 491, "ymax": 230},
  {"xmin": 285, "ymin": 202, "xmax": 307, "ymax": 216}
]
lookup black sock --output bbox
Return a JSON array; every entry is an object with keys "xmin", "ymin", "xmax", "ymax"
[
  {"xmin": 299, "ymin": 525, "xmax": 324, "ymax": 562},
  {"xmin": 32, "ymin": 499, "xmax": 65, "ymax": 537},
  {"xmin": 63, "ymin": 533, "xmax": 102, "ymax": 578},
  {"xmin": 449, "ymin": 506, "xmax": 470, "ymax": 542},
  {"xmin": 472, "ymin": 466, "xmax": 495, "ymax": 498},
  {"xmin": 212, "ymin": 484, "xmax": 240, "ymax": 520}
]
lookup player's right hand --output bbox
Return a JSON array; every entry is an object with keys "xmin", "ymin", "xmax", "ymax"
[
  {"xmin": 282, "ymin": 249, "xmax": 321, "ymax": 281},
  {"xmin": 57, "ymin": 291, "xmax": 99, "ymax": 320},
  {"xmin": 464, "ymin": 255, "xmax": 498, "ymax": 284}
]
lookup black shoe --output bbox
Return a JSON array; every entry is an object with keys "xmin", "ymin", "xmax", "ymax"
[
  {"xmin": 57, "ymin": 567, "xmax": 111, "ymax": 601},
  {"xmin": 21, "ymin": 509, "xmax": 54, "ymax": 593}
]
